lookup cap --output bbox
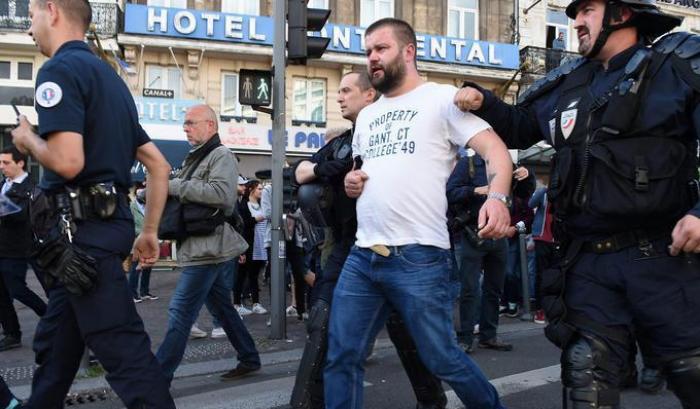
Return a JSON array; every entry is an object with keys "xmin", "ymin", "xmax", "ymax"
[{"xmin": 238, "ymin": 175, "xmax": 249, "ymax": 185}]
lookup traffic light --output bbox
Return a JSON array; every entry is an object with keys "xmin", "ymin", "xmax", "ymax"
[{"xmin": 287, "ymin": 0, "xmax": 331, "ymax": 65}]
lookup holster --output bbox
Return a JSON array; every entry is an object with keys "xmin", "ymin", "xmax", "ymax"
[{"xmin": 29, "ymin": 188, "xmax": 99, "ymax": 296}]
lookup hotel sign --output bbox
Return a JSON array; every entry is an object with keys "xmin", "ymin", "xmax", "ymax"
[{"xmin": 123, "ymin": 4, "xmax": 520, "ymax": 70}]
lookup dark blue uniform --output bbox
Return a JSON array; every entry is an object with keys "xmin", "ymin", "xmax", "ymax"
[
  {"xmin": 468, "ymin": 33, "xmax": 700, "ymax": 408},
  {"xmin": 27, "ymin": 41, "xmax": 174, "ymax": 409}
]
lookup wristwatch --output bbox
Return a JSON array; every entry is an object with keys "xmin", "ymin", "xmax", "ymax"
[{"xmin": 487, "ymin": 192, "xmax": 512, "ymax": 207}]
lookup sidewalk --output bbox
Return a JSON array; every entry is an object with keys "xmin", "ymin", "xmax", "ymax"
[{"xmin": 0, "ymin": 267, "xmax": 311, "ymax": 388}]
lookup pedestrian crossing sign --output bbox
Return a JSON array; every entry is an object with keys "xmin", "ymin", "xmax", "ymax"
[{"xmin": 239, "ymin": 69, "xmax": 272, "ymax": 106}]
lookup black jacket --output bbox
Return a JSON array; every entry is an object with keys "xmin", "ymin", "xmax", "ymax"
[{"xmin": 0, "ymin": 175, "xmax": 35, "ymax": 258}]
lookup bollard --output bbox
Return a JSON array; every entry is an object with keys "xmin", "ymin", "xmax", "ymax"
[{"xmin": 516, "ymin": 221, "xmax": 533, "ymax": 321}]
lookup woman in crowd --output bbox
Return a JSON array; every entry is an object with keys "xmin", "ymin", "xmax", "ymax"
[{"xmin": 234, "ymin": 180, "xmax": 268, "ymax": 315}]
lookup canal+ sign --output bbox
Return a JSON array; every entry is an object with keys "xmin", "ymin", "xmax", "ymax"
[{"xmin": 123, "ymin": 4, "xmax": 519, "ymax": 70}]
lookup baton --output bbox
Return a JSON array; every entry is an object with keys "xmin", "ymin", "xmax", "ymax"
[{"xmin": 11, "ymin": 104, "xmax": 20, "ymax": 124}]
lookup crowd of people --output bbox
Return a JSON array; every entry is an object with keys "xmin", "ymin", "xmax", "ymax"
[{"xmin": 0, "ymin": 0, "xmax": 698, "ymax": 409}]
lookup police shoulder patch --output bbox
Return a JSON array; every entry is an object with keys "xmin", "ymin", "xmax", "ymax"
[{"xmin": 35, "ymin": 81, "xmax": 63, "ymax": 108}]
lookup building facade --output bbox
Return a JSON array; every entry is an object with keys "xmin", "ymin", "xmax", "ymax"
[{"xmin": 116, "ymin": 0, "xmax": 521, "ymax": 177}]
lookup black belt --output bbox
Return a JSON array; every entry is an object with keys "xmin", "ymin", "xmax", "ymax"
[
  {"xmin": 47, "ymin": 184, "xmax": 127, "ymax": 221},
  {"xmin": 581, "ymin": 229, "xmax": 670, "ymax": 254}
]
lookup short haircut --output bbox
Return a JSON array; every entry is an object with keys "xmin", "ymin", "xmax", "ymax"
[
  {"xmin": 365, "ymin": 18, "xmax": 418, "ymax": 64},
  {"xmin": 36, "ymin": 0, "xmax": 92, "ymax": 33},
  {"xmin": 343, "ymin": 71, "xmax": 380, "ymax": 101},
  {"xmin": 1, "ymin": 146, "xmax": 27, "ymax": 169}
]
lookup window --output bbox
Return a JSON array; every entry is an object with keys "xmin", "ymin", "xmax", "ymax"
[
  {"xmin": 0, "ymin": 62, "xmax": 9, "ymax": 79},
  {"xmin": 308, "ymin": 0, "xmax": 329, "ymax": 8},
  {"xmin": 447, "ymin": 0, "xmax": 478, "ymax": 40},
  {"xmin": 221, "ymin": 72, "xmax": 256, "ymax": 118},
  {"xmin": 0, "ymin": 60, "xmax": 33, "ymax": 82},
  {"xmin": 293, "ymin": 78, "xmax": 326, "ymax": 124},
  {"xmin": 147, "ymin": 0, "xmax": 187, "ymax": 8},
  {"xmin": 221, "ymin": 0, "xmax": 260, "ymax": 15},
  {"xmin": 360, "ymin": 0, "xmax": 394, "ymax": 28},
  {"xmin": 546, "ymin": 8, "xmax": 570, "ymax": 49},
  {"xmin": 145, "ymin": 65, "xmax": 182, "ymax": 99},
  {"xmin": 17, "ymin": 62, "xmax": 32, "ymax": 80}
]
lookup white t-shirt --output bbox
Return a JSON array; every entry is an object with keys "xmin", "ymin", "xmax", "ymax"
[{"xmin": 353, "ymin": 82, "xmax": 491, "ymax": 249}]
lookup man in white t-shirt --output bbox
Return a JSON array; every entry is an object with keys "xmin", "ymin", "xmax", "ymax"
[{"xmin": 323, "ymin": 18, "xmax": 513, "ymax": 409}]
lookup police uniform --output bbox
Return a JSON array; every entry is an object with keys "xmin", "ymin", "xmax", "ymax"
[
  {"xmin": 27, "ymin": 40, "xmax": 174, "ymax": 408},
  {"xmin": 291, "ymin": 129, "xmax": 447, "ymax": 409},
  {"xmin": 464, "ymin": 3, "xmax": 700, "ymax": 408}
]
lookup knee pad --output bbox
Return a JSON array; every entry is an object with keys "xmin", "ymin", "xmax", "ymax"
[
  {"xmin": 664, "ymin": 353, "xmax": 700, "ymax": 409},
  {"xmin": 562, "ymin": 334, "xmax": 620, "ymax": 409}
]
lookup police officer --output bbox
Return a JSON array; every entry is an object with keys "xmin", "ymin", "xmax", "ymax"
[
  {"xmin": 455, "ymin": 1, "xmax": 700, "ymax": 408},
  {"xmin": 290, "ymin": 71, "xmax": 446, "ymax": 409},
  {"xmin": 10, "ymin": 0, "xmax": 175, "ymax": 407}
]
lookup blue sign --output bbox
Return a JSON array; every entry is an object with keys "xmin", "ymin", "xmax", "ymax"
[
  {"xmin": 124, "ymin": 4, "xmax": 520, "ymax": 70},
  {"xmin": 133, "ymin": 97, "xmax": 202, "ymax": 125}
]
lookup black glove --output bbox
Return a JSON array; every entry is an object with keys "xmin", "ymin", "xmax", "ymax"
[{"xmin": 33, "ymin": 238, "xmax": 98, "ymax": 296}]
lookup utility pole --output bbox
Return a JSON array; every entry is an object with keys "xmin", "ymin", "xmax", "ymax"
[{"xmin": 269, "ymin": 0, "xmax": 287, "ymax": 339}]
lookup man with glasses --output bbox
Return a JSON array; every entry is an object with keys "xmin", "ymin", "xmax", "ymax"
[{"xmin": 155, "ymin": 104, "xmax": 261, "ymax": 384}]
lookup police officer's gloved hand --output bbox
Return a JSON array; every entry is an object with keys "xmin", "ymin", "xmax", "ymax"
[{"xmin": 33, "ymin": 237, "xmax": 99, "ymax": 296}]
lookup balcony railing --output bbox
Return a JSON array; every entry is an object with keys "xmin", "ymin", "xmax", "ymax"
[
  {"xmin": 0, "ymin": 0, "xmax": 121, "ymax": 36},
  {"xmin": 519, "ymin": 46, "xmax": 580, "ymax": 76}
]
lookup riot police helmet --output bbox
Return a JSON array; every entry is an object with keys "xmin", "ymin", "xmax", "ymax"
[
  {"xmin": 565, "ymin": 0, "xmax": 682, "ymax": 57},
  {"xmin": 297, "ymin": 183, "xmax": 329, "ymax": 227}
]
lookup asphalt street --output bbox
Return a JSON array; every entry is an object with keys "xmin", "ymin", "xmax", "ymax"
[{"xmin": 1, "ymin": 268, "xmax": 683, "ymax": 409}]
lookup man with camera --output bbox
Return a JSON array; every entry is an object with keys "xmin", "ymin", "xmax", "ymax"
[
  {"xmin": 447, "ymin": 153, "xmax": 512, "ymax": 353},
  {"xmin": 155, "ymin": 104, "xmax": 260, "ymax": 384}
]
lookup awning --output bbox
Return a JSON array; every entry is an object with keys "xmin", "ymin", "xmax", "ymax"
[{"xmin": 131, "ymin": 139, "xmax": 191, "ymax": 183}]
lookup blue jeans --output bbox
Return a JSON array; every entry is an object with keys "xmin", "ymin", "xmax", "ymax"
[
  {"xmin": 457, "ymin": 237, "xmax": 507, "ymax": 344},
  {"xmin": 325, "ymin": 245, "xmax": 504, "ymax": 409},
  {"xmin": 156, "ymin": 260, "xmax": 260, "ymax": 383},
  {"xmin": 211, "ymin": 261, "xmax": 238, "ymax": 329},
  {"xmin": 127, "ymin": 263, "xmax": 152, "ymax": 298}
]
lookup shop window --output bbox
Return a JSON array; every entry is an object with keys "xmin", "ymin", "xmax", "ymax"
[
  {"xmin": 145, "ymin": 65, "xmax": 182, "ymax": 99},
  {"xmin": 447, "ymin": 0, "xmax": 478, "ymax": 40},
  {"xmin": 360, "ymin": 0, "xmax": 394, "ymax": 28},
  {"xmin": 293, "ymin": 78, "xmax": 326, "ymax": 125}
]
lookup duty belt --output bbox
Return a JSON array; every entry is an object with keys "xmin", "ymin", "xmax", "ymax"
[
  {"xmin": 581, "ymin": 229, "xmax": 670, "ymax": 254},
  {"xmin": 47, "ymin": 183, "xmax": 126, "ymax": 221}
]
